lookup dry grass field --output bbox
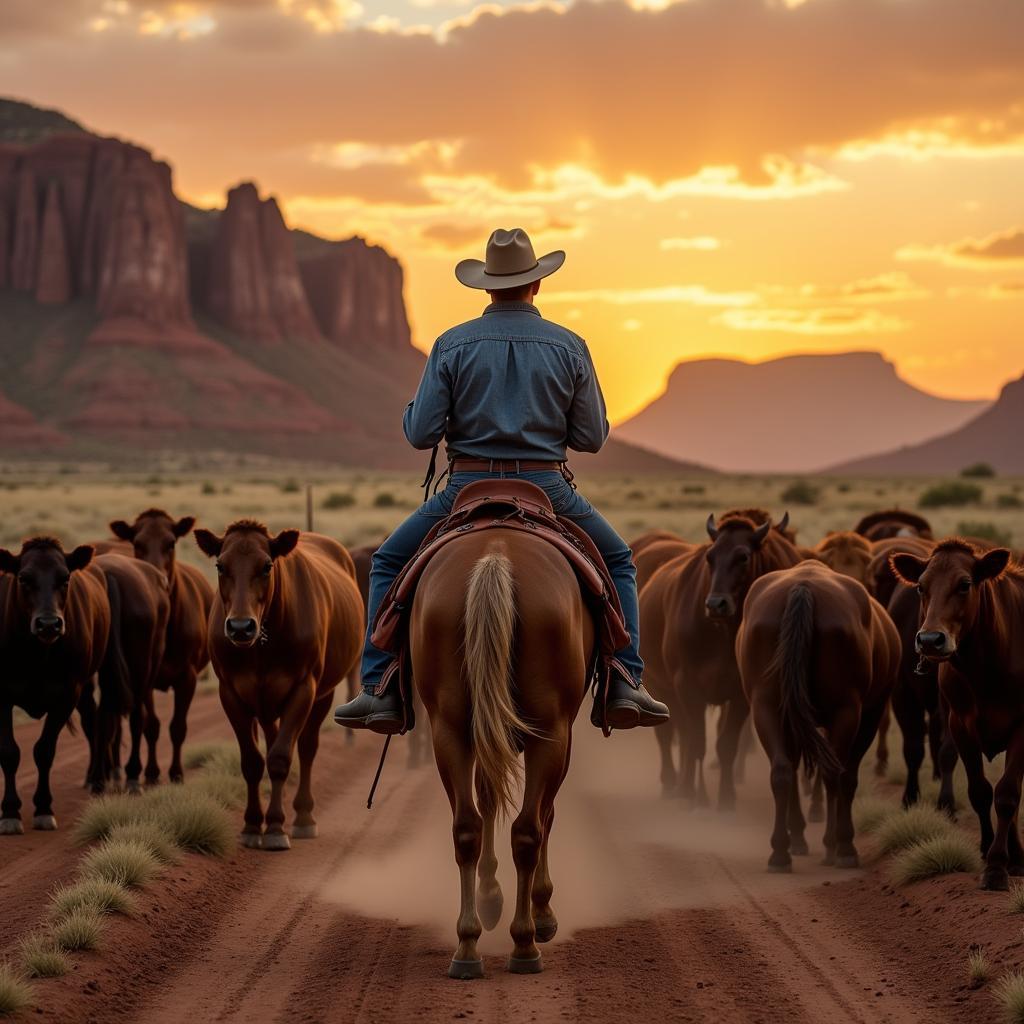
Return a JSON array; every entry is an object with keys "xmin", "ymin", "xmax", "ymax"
[{"xmin": 0, "ymin": 461, "xmax": 1020, "ymax": 570}]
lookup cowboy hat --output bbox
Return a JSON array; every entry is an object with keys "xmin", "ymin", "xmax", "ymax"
[{"xmin": 455, "ymin": 228, "xmax": 565, "ymax": 290}]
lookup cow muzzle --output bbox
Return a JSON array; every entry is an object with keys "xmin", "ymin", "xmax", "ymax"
[
  {"xmin": 225, "ymin": 616, "xmax": 259, "ymax": 647},
  {"xmin": 31, "ymin": 614, "xmax": 64, "ymax": 643},
  {"xmin": 915, "ymin": 629, "xmax": 955, "ymax": 660},
  {"xmin": 705, "ymin": 594, "xmax": 735, "ymax": 620}
]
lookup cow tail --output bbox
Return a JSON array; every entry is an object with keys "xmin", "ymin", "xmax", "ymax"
[
  {"xmin": 768, "ymin": 583, "xmax": 842, "ymax": 780},
  {"xmin": 463, "ymin": 551, "xmax": 537, "ymax": 817}
]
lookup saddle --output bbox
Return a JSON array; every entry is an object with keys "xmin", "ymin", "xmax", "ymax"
[{"xmin": 369, "ymin": 480, "xmax": 631, "ymax": 731}]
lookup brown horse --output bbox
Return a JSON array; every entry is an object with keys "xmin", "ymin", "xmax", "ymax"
[
  {"xmin": 86, "ymin": 554, "xmax": 169, "ymax": 793},
  {"xmin": 195, "ymin": 522, "xmax": 363, "ymax": 850},
  {"xmin": 410, "ymin": 530, "xmax": 593, "ymax": 978},
  {"xmin": 0, "ymin": 539, "xmax": 111, "ymax": 833},
  {"xmin": 640, "ymin": 509, "xmax": 801, "ymax": 808},
  {"xmin": 891, "ymin": 541, "xmax": 1024, "ymax": 890},
  {"xmin": 738, "ymin": 561, "xmax": 898, "ymax": 871},
  {"xmin": 105, "ymin": 509, "xmax": 214, "ymax": 782}
]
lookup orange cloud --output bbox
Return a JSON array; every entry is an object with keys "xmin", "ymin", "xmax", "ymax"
[
  {"xmin": 897, "ymin": 227, "xmax": 1024, "ymax": 268},
  {"xmin": 715, "ymin": 307, "xmax": 908, "ymax": 335}
]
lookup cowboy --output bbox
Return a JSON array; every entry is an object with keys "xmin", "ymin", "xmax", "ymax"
[{"xmin": 333, "ymin": 228, "xmax": 669, "ymax": 734}]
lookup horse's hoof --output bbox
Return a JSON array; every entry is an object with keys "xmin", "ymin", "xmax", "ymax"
[
  {"xmin": 982, "ymin": 870, "xmax": 1010, "ymax": 892},
  {"xmin": 0, "ymin": 818, "xmax": 24, "ymax": 836},
  {"xmin": 262, "ymin": 832, "xmax": 291, "ymax": 851},
  {"xmin": 291, "ymin": 824, "xmax": 318, "ymax": 840},
  {"xmin": 33, "ymin": 814, "xmax": 58, "ymax": 831},
  {"xmin": 508, "ymin": 953, "xmax": 543, "ymax": 975},
  {"xmin": 169, "ymin": 774, "xmax": 184, "ymax": 785},
  {"xmin": 449, "ymin": 958, "xmax": 484, "ymax": 980},
  {"xmin": 789, "ymin": 837, "xmax": 809, "ymax": 857},
  {"xmin": 766, "ymin": 861, "xmax": 792, "ymax": 874},
  {"xmin": 478, "ymin": 892, "xmax": 503, "ymax": 931},
  {"xmin": 239, "ymin": 832, "xmax": 263, "ymax": 849},
  {"xmin": 535, "ymin": 917, "xmax": 558, "ymax": 943},
  {"xmin": 835, "ymin": 854, "xmax": 860, "ymax": 869}
]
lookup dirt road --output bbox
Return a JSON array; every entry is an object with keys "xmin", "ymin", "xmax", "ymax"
[{"xmin": 2, "ymin": 689, "xmax": 1017, "ymax": 1024}]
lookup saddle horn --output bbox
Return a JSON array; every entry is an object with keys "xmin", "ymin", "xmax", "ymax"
[{"xmin": 706, "ymin": 513, "xmax": 719, "ymax": 541}]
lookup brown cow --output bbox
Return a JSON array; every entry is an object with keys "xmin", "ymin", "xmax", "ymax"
[
  {"xmin": 640, "ymin": 509, "xmax": 801, "ymax": 808},
  {"xmin": 891, "ymin": 540, "xmax": 1024, "ymax": 890},
  {"xmin": 195, "ymin": 521, "xmax": 363, "ymax": 850},
  {"xmin": 629, "ymin": 529, "xmax": 684, "ymax": 558},
  {"xmin": 87, "ymin": 554, "xmax": 169, "ymax": 794},
  {"xmin": 0, "ymin": 539, "xmax": 111, "ymax": 833},
  {"xmin": 105, "ymin": 509, "xmax": 214, "ymax": 783},
  {"xmin": 738, "ymin": 561, "xmax": 898, "ymax": 871},
  {"xmin": 814, "ymin": 531, "xmax": 873, "ymax": 585},
  {"xmin": 635, "ymin": 538, "xmax": 693, "ymax": 594},
  {"xmin": 854, "ymin": 509, "xmax": 934, "ymax": 541}
]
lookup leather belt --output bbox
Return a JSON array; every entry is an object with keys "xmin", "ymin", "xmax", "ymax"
[{"xmin": 449, "ymin": 459, "xmax": 563, "ymax": 474}]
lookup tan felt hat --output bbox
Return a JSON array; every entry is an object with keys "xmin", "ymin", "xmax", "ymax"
[{"xmin": 455, "ymin": 228, "xmax": 565, "ymax": 290}]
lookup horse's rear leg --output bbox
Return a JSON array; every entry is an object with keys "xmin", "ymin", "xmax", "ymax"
[
  {"xmin": 787, "ymin": 772, "xmax": 808, "ymax": 856},
  {"xmin": 475, "ymin": 769, "xmax": 503, "ymax": 930},
  {"xmin": 292, "ymin": 693, "xmax": 331, "ymax": 839},
  {"xmin": 532, "ymin": 732, "xmax": 571, "ymax": 944},
  {"xmin": 509, "ymin": 731, "xmax": 568, "ymax": 973}
]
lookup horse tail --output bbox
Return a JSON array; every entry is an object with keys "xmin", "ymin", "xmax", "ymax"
[
  {"xmin": 768, "ymin": 583, "xmax": 841, "ymax": 780},
  {"xmin": 464, "ymin": 550, "xmax": 536, "ymax": 816},
  {"xmin": 100, "ymin": 573, "xmax": 133, "ymax": 715}
]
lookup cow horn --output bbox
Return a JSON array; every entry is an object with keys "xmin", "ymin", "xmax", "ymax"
[
  {"xmin": 752, "ymin": 520, "xmax": 771, "ymax": 546},
  {"xmin": 776, "ymin": 511, "xmax": 790, "ymax": 534},
  {"xmin": 706, "ymin": 513, "xmax": 719, "ymax": 541}
]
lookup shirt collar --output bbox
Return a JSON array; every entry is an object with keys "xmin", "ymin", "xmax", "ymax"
[{"xmin": 483, "ymin": 301, "xmax": 541, "ymax": 317}]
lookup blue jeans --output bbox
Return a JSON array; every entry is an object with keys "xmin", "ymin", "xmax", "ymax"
[{"xmin": 360, "ymin": 470, "xmax": 643, "ymax": 691}]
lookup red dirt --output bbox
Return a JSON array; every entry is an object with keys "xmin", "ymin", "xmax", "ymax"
[{"xmin": 2, "ymin": 691, "xmax": 1019, "ymax": 1023}]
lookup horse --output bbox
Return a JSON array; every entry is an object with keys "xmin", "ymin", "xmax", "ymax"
[
  {"xmin": 410, "ymin": 529, "xmax": 594, "ymax": 978},
  {"xmin": 891, "ymin": 540, "xmax": 1024, "ymax": 890},
  {"xmin": 738, "ymin": 561, "xmax": 899, "ymax": 872},
  {"xmin": 0, "ymin": 539, "xmax": 112, "ymax": 833},
  {"xmin": 195, "ymin": 521, "xmax": 363, "ymax": 850},
  {"xmin": 103, "ymin": 509, "xmax": 214, "ymax": 782},
  {"xmin": 640, "ymin": 509, "xmax": 801, "ymax": 808},
  {"xmin": 87, "ymin": 554, "xmax": 169, "ymax": 794}
]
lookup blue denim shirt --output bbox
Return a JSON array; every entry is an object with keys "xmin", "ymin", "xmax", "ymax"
[{"xmin": 402, "ymin": 302, "xmax": 610, "ymax": 462}]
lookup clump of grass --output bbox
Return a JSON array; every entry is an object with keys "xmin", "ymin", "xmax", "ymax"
[
  {"xmin": 993, "ymin": 970, "xmax": 1024, "ymax": 1022},
  {"xmin": 958, "ymin": 521, "xmax": 1012, "ymax": 546},
  {"xmin": 150, "ymin": 791, "xmax": 234, "ymax": 856},
  {"xmin": 1008, "ymin": 880, "xmax": 1024, "ymax": 914},
  {"xmin": 961, "ymin": 462, "xmax": 996, "ymax": 479},
  {"xmin": 49, "ymin": 878, "xmax": 137, "ymax": 920},
  {"xmin": 0, "ymin": 962, "xmax": 32, "ymax": 1015},
  {"xmin": 182, "ymin": 742, "xmax": 239, "ymax": 776},
  {"xmin": 997, "ymin": 493, "xmax": 1022, "ymax": 509},
  {"xmin": 919, "ymin": 481, "xmax": 983, "ymax": 508},
  {"xmin": 890, "ymin": 832, "xmax": 982, "ymax": 884},
  {"xmin": 18, "ymin": 933, "xmax": 70, "ymax": 979},
  {"xmin": 51, "ymin": 908, "xmax": 104, "ymax": 953},
  {"xmin": 780, "ymin": 480, "xmax": 819, "ymax": 506},
  {"xmin": 875, "ymin": 805, "xmax": 956, "ymax": 855},
  {"xmin": 279, "ymin": 478, "xmax": 301, "ymax": 493},
  {"xmin": 107, "ymin": 821, "xmax": 180, "ymax": 865},
  {"xmin": 321, "ymin": 491, "xmax": 356, "ymax": 510},
  {"xmin": 373, "ymin": 492, "xmax": 396, "ymax": 508},
  {"xmin": 188, "ymin": 771, "xmax": 247, "ymax": 810},
  {"xmin": 79, "ymin": 838, "xmax": 162, "ymax": 888},
  {"xmin": 968, "ymin": 947, "xmax": 991, "ymax": 989},
  {"xmin": 72, "ymin": 794, "xmax": 144, "ymax": 845},
  {"xmin": 852, "ymin": 796, "xmax": 894, "ymax": 834}
]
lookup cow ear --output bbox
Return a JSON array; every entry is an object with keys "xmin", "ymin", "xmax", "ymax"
[
  {"xmin": 270, "ymin": 529, "xmax": 300, "ymax": 560},
  {"xmin": 974, "ymin": 548, "xmax": 1011, "ymax": 584},
  {"xmin": 890, "ymin": 552, "xmax": 928, "ymax": 586},
  {"xmin": 194, "ymin": 529, "xmax": 223, "ymax": 558},
  {"xmin": 66, "ymin": 545, "xmax": 94, "ymax": 573},
  {"xmin": 173, "ymin": 516, "xmax": 196, "ymax": 538},
  {"xmin": 0, "ymin": 549, "xmax": 19, "ymax": 574},
  {"xmin": 110, "ymin": 519, "xmax": 135, "ymax": 542}
]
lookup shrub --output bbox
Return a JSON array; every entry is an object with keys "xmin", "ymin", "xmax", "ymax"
[
  {"xmin": 72, "ymin": 794, "xmax": 144, "ymax": 845},
  {"xmin": 49, "ymin": 878, "xmax": 136, "ymax": 920},
  {"xmin": 958, "ymin": 521, "xmax": 1012, "ymax": 546},
  {"xmin": 188, "ymin": 771, "xmax": 247, "ymax": 810},
  {"xmin": 961, "ymin": 462, "xmax": 996, "ymax": 478},
  {"xmin": 780, "ymin": 480, "xmax": 819, "ymax": 506},
  {"xmin": 874, "ymin": 805, "xmax": 956, "ymax": 855},
  {"xmin": 1009, "ymin": 880, "xmax": 1024, "ymax": 914},
  {"xmin": 919, "ymin": 481, "xmax": 983, "ymax": 508},
  {"xmin": 150, "ymin": 791, "xmax": 234, "ymax": 856},
  {"xmin": 107, "ymin": 822, "xmax": 180, "ymax": 865},
  {"xmin": 79, "ymin": 838, "xmax": 162, "ymax": 888},
  {"xmin": 836, "ymin": 482, "xmax": 852, "ymax": 493},
  {"xmin": 182, "ymin": 742, "xmax": 239, "ymax": 775},
  {"xmin": 681, "ymin": 484, "xmax": 705, "ymax": 495},
  {"xmin": 968, "ymin": 947, "xmax": 991, "ymax": 988},
  {"xmin": 997, "ymin": 493, "xmax": 1022, "ymax": 509},
  {"xmin": 280, "ymin": 478, "xmax": 301, "ymax": 494},
  {"xmin": 890, "ymin": 832, "xmax": 982, "ymax": 884},
  {"xmin": 852, "ymin": 796, "xmax": 893, "ymax": 834},
  {"xmin": 18, "ymin": 933, "xmax": 69, "ymax": 979},
  {"xmin": 625, "ymin": 489, "xmax": 646, "ymax": 501},
  {"xmin": 373, "ymin": 492, "xmax": 397, "ymax": 508},
  {"xmin": 0, "ymin": 963, "xmax": 32, "ymax": 1015},
  {"xmin": 321, "ymin": 491, "xmax": 356, "ymax": 510},
  {"xmin": 201, "ymin": 481, "xmax": 216, "ymax": 495},
  {"xmin": 994, "ymin": 970, "xmax": 1024, "ymax": 1023},
  {"xmin": 51, "ymin": 908, "xmax": 104, "ymax": 952}
]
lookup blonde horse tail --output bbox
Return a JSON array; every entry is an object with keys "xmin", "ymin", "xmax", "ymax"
[{"xmin": 464, "ymin": 550, "xmax": 535, "ymax": 816}]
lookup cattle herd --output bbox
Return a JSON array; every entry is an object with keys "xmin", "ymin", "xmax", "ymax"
[{"xmin": 2, "ymin": 498, "xmax": 1024, "ymax": 949}]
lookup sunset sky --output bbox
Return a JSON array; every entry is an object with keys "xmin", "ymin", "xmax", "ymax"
[{"xmin": 3, "ymin": 0, "xmax": 1023, "ymax": 421}]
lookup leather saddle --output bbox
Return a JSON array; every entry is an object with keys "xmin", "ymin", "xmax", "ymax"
[{"xmin": 369, "ymin": 480, "xmax": 631, "ymax": 726}]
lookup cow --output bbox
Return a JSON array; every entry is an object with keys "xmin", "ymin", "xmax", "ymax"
[
  {"xmin": 891, "ymin": 540, "xmax": 1024, "ymax": 890},
  {"xmin": 195, "ymin": 521, "xmax": 363, "ymax": 850},
  {"xmin": 738, "ymin": 561, "xmax": 899, "ymax": 872}
]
